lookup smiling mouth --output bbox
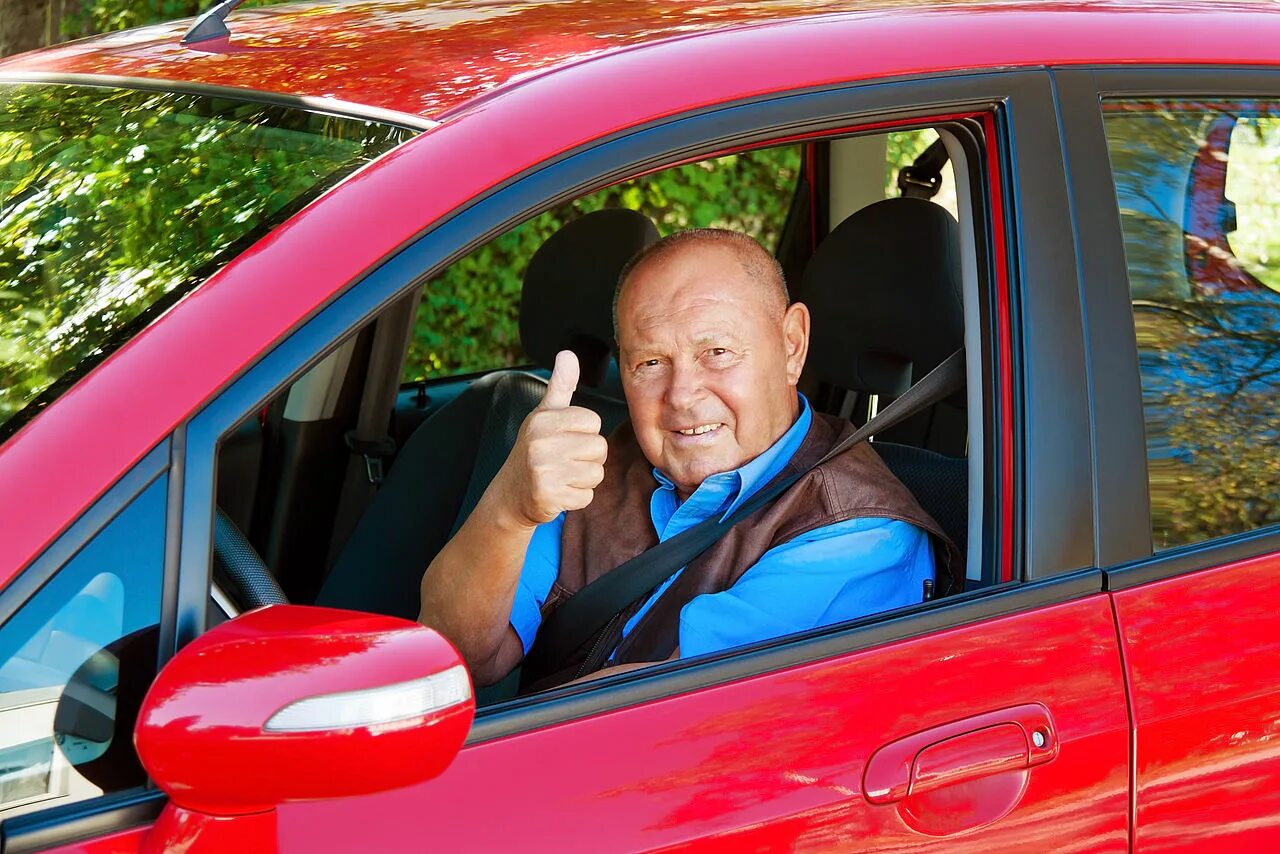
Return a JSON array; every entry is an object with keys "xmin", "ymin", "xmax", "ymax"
[{"xmin": 675, "ymin": 423, "xmax": 723, "ymax": 436}]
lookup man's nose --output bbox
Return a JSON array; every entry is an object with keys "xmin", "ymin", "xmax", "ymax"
[{"xmin": 664, "ymin": 360, "xmax": 705, "ymax": 410}]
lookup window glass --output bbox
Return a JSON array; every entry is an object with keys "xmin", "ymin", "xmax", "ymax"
[
  {"xmin": 404, "ymin": 146, "xmax": 803, "ymax": 382},
  {"xmin": 0, "ymin": 475, "xmax": 166, "ymax": 819},
  {"xmin": 1104, "ymin": 100, "xmax": 1280, "ymax": 550},
  {"xmin": 0, "ymin": 83, "xmax": 414, "ymax": 441}
]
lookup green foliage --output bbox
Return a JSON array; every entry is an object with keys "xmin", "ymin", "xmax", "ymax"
[
  {"xmin": 61, "ymin": 0, "xmax": 289, "ymax": 40},
  {"xmin": 0, "ymin": 83, "xmax": 409, "ymax": 427}
]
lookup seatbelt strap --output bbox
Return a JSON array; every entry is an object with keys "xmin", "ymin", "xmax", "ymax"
[
  {"xmin": 328, "ymin": 291, "xmax": 421, "ymax": 562},
  {"xmin": 524, "ymin": 347, "xmax": 966, "ymax": 675}
]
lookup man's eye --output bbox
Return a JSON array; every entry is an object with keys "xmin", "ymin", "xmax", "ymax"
[
  {"xmin": 707, "ymin": 348, "xmax": 729, "ymax": 358},
  {"xmin": 638, "ymin": 359, "xmax": 661, "ymax": 368}
]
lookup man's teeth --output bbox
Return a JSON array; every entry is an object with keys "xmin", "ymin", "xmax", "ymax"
[{"xmin": 678, "ymin": 423, "xmax": 721, "ymax": 436}]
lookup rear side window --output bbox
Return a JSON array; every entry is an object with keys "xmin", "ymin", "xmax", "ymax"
[
  {"xmin": 1104, "ymin": 100, "xmax": 1280, "ymax": 550},
  {"xmin": 0, "ymin": 83, "xmax": 414, "ymax": 441}
]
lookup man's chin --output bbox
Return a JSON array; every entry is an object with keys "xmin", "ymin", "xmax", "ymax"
[{"xmin": 666, "ymin": 455, "xmax": 742, "ymax": 496}]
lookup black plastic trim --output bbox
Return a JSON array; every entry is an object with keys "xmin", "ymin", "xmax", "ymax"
[
  {"xmin": 1082, "ymin": 65, "xmax": 1280, "ymax": 98},
  {"xmin": 1106, "ymin": 526, "xmax": 1280, "ymax": 592},
  {"xmin": 0, "ymin": 441, "xmax": 168, "ymax": 629},
  {"xmin": 158, "ymin": 426, "xmax": 187, "ymax": 664},
  {"xmin": 0, "ymin": 787, "xmax": 165, "ymax": 854},
  {"xmin": 1049, "ymin": 68, "xmax": 1153, "ymax": 569},
  {"xmin": 0, "ymin": 72, "xmax": 436, "ymax": 132},
  {"xmin": 470, "ymin": 568, "xmax": 1105, "ymax": 744},
  {"xmin": 999, "ymin": 74, "xmax": 1096, "ymax": 580}
]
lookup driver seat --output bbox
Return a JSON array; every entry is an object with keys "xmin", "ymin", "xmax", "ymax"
[{"xmin": 314, "ymin": 209, "xmax": 658, "ymax": 618}]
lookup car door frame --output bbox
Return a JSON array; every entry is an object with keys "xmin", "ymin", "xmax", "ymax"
[
  {"xmin": 171, "ymin": 66, "xmax": 1100, "ymax": 739},
  {"xmin": 1053, "ymin": 65, "xmax": 1280, "ymax": 585}
]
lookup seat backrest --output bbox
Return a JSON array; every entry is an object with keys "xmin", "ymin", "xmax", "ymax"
[
  {"xmin": 800, "ymin": 197, "xmax": 969, "ymax": 585},
  {"xmin": 317, "ymin": 210, "xmax": 656, "ymax": 616},
  {"xmin": 871, "ymin": 441, "xmax": 967, "ymax": 562},
  {"xmin": 799, "ymin": 197, "xmax": 965, "ymax": 455}
]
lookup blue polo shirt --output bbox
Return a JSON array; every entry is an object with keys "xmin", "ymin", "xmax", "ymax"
[{"xmin": 509, "ymin": 396, "xmax": 934, "ymax": 661}]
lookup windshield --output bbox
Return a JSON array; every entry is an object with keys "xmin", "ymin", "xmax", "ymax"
[{"xmin": 0, "ymin": 83, "xmax": 415, "ymax": 440}]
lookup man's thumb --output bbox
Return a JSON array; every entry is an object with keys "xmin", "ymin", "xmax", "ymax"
[{"xmin": 540, "ymin": 350, "xmax": 579, "ymax": 410}]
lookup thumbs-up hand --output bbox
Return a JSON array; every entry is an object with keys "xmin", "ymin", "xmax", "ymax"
[{"xmin": 495, "ymin": 350, "xmax": 608, "ymax": 528}]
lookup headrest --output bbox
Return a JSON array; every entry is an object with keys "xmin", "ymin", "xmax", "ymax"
[
  {"xmin": 799, "ymin": 198, "xmax": 963, "ymax": 396},
  {"xmin": 520, "ymin": 208, "xmax": 660, "ymax": 387}
]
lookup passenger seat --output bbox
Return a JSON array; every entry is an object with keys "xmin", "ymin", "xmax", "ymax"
[{"xmin": 798, "ymin": 197, "xmax": 969, "ymax": 571}]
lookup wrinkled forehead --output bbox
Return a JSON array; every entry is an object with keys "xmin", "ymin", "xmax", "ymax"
[{"xmin": 617, "ymin": 244, "xmax": 776, "ymax": 344}]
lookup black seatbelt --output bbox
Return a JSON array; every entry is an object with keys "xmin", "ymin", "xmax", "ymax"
[
  {"xmin": 327, "ymin": 291, "xmax": 421, "ymax": 563},
  {"xmin": 897, "ymin": 138, "xmax": 949, "ymax": 200},
  {"xmin": 524, "ymin": 347, "xmax": 966, "ymax": 676}
]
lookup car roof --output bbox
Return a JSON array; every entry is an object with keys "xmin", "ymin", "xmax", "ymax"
[{"xmin": 2, "ymin": 0, "xmax": 1278, "ymax": 124}]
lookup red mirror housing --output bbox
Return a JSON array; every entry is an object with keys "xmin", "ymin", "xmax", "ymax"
[{"xmin": 135, "ymin": 606, "xmax": 474, "ymax": 850}]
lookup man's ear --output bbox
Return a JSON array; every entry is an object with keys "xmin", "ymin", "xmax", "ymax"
[{"xmin": 782, "ymin": 301, "xmax": 810, "ymax": 386}]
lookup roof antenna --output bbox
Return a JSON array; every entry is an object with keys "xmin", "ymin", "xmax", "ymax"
[{"xmin": 182, "ymin": 0, "xmax": 246, "ymax": 45}]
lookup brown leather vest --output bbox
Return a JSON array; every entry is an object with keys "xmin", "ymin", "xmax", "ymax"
[{"xmin": 525, "ymin": 413, "xmax": 960, "ymax": 688}]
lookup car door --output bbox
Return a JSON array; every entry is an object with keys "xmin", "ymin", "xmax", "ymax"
[
  {"xmin": 1058, "ymin": 67, "xmax": 1280, "ymax": 850},
  {"xmin": 163, "ymin": 69, "xmax": 1131, "ymax": 850}
]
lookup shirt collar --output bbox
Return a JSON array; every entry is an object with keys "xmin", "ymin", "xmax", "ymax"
[{"xmin": 651, "ymin": 394, "xmax": 813, "ymax": 520}]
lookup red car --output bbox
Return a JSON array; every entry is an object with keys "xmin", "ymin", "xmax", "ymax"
[{"xmin": 2, "ymin": 0, "xmax": 1279, "ymax": 850}]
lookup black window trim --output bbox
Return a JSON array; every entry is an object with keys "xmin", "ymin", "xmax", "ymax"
[
  {"xmin": 1054, "ymin": 65, "xmax": 1280, "ymax": 589},
  {"xmin": 1, "ymin": 788, "xmax": 165, "ymax": 854},
  {"xmin": 177, "ymin": 69, "xmax": 1078, "ymax": 740}
]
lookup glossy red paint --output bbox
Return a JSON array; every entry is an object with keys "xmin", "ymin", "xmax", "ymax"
[
  {"xmin": 140, "ymin": 807, "xmax": 275, "ymax": 854},
  {"xmin": 41, "ymin": 826, "xmax": 151, "ymax": 854},
  {"xmin": 135, "ymin": 606, "xmax": 474, "ymax": 816},
  {"xmin": 4, "ymin": 1, "xmax": 1280, "ymax": 123},
  {"xmin": 269, "ymin": 596, "xmax": 1129, "ymax": 851},
  {"xmin": 863, "ymin": 703, "xmax": 1057, "ymax": 803},
  {"xmin": 1112, "ymin": 551, "xmax": 1280, "ymax": 848}
]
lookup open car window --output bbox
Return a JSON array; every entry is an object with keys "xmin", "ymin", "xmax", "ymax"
[{"xmin": 208, "ymin": 118, "xmax": 994, "ymax": 708}]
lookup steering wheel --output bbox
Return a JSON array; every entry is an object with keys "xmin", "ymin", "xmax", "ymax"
[{"xmin": 212, "ymin": 507, "xmax": 288, "ymax": 609}]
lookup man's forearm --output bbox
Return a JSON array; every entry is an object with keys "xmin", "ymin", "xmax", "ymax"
[{"xmin": 418, "ymin": 488, "xmax": 535, "ymax": 679}]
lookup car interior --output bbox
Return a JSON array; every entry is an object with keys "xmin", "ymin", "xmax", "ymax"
[{"xmin": 207, "ymin": 123, "xmax": 993, "ymax": 704}]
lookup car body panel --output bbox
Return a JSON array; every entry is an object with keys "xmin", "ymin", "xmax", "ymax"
[
  {"xmin": 1112, "ymin": 552, "xmax": 1280, "ymax": 848},
  {"xmin": 263, "ymin": 595, "xmax": 1129, "ymax": 850}
]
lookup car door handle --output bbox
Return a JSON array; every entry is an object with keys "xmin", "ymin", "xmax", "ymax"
[{"xmin": 863, "ymin": 703, "xmax": 1058, "ymax": 804}]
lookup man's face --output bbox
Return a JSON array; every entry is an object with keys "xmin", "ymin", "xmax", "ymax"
[{"xmin": 616, "ymin": 242, "xmax": 810, "ymax": 498}]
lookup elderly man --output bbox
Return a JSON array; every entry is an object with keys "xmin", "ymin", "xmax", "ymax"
[{"xmin": 420, "ymin": 228, "xmax": 946, "ymax": 689}]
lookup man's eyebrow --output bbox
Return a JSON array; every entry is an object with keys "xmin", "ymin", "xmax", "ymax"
[{"xmin": 691, "ymin": 330, "xmax": 741, "ymax": 347}]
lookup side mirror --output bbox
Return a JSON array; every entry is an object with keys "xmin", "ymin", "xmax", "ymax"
[{"xmin": 134, "ymin": 606, "xmax": 474, "ymax": 852}]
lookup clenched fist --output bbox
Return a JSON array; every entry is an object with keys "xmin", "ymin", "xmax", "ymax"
[{"xmin": 494, "ymin": 350, "xmax": 608, "ymax": 528}]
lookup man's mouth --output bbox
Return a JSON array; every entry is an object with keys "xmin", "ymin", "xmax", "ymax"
[{"xmin": 674, "ymin": 422, "xmax": 723, "ymax": 436}]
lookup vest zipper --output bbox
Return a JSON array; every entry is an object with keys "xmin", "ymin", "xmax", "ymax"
[{"xmin": 577, "ymin": 612, "xmax": 622, "ymax": 680}]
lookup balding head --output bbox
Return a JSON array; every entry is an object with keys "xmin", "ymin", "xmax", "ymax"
[
  {"xmin": 612, "ymin": 228, "xmax": 810, "ymax": 498},
  {"xmin": 614, "ymin": 228, "xmax": 788, "ymax": 336}
]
